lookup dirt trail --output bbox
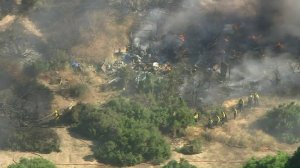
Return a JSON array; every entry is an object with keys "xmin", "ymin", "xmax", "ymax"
[{"xmin": 169, "ymin": 96, "xmax": 300, "ymax": 168}]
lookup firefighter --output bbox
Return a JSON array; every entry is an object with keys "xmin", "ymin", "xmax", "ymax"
[
  {"xmin": 237, "ymin": 98, "xmax": 244, "ymax": 113},
  {"xmin": 248, "ymin": 94, "xmax": 254, "ymax": 108},
  {"xmin": 54, "ymin": 110, "xmax": 61, "ymax": 120},
  {"xmin": 208, "ymin": 116, "xmax": 214, "ymax": 129},
  {"xmin": 215, "ymin": 115, "xmax": 221, "ymax": 126},
  {"xmin": 221, "ymin": 111, "xmax": 228, "ymax": 124},
  {"xmin": 254, "ymin": 92, "xmax": 260, "ymax": 106},
  {"xmin": 233, "ymin": 108, "xmax": 238, "ymax": 120},
  {"xmin": 194, "ymin": 112, "xmax": 199, "ymax": 122}
]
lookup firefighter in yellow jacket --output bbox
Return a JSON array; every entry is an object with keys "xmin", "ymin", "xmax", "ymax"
[
  {"xmin": 221, "ymin": 111, "xmax": 228, "ymax": 124},
  {"xmin": 233, "ymin": 108, "xmax": 238, "ymax": 120},
  {"xmin": 254, "ymin": 92, "xmax": 260, "ymax": 106},
  {"xmin": 207, "ymin": 115, "xmax": 214, "ymax": 129},
  {"xmin": 53, "ymin": 110, "xmax": 61, "ymax": 120}
]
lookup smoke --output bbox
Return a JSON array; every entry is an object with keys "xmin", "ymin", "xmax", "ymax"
[{"xmin": 131, "ymin": 0, "xmax": 300, "ymax": 104}]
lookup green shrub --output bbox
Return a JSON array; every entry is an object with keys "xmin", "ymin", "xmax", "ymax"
[
  {"xmin": 243, "ymin": 152, "xmax": 290, "ymax": 168},
  {"xmin": 59, "ymin": 103, "xmax": 95, "ymax": 125},
  {"xmin": 60, "ymin": 97, "xmax": 195, "ymax": 166},
  {"xmin": 8, "ymin": 158, "xmax": 56, "ymax": 168},
  {"xmin": 70, "ymin": 100, "xmax": 171, "ymax": 166},
  {"xmin": 48, "ymin": 50, "xmax": 71, "ymax": 70},
  {"xmin": 162, "ymin": 159, "xmax": 197, "ymax": 168},
  {"xmin": 177, "ymin": 138, "xmax": 202, "ymax": 155},
  {"xmin": 24, "ymin": 59, "xmax": 50, "ymax": 77},
  {"xmin": 94, "ymin": 123, "xmax": 170, "ymax": 166},
  {"xmin": 67, "ymin": 84, "xmax": 88, "ymax": 98},
  {"xmin": 117, "ymin": 66, "xmax": 136, "ymax": 89},
  {"xmin": 6, "ymin": 128, "xmax": 60, "ymax": 154},
  {"xmin": 258, "ymin": 102, "xmax": 300, "ymax": 143}
]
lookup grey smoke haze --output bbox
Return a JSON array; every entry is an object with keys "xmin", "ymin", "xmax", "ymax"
[{"xmin": 131, "ymin": 0, "xmax": 300, "ymax": 103}]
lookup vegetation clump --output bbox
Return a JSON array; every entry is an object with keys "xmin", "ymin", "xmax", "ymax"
[
  {"xmin": 8, "ymin": 157, "xmax": 56, "ymax": 168},
  {"xmin": 243, "ymin": 147, "xmax": 300, "ymax": 168},
  {"xmin": 258, "ymin": 102, "xmax": 300, "ymax": 144},
  {"xmin": 162, "ymin": 159, "xmax": 197, "ymax": 168},
  {"xmin": 177, "ymin": 138, "xmax": 202, "ymax": 155},
  {"xmin": 6, "ymin": 128, "xmax": 60, "ymax": 154},
  {"xmin": 67, "ymin": 83, "xmax": 89, "ymax": 98},
  {"xmin": 67, "ymin": 98, "xmax": 172, "ymax": 166}
]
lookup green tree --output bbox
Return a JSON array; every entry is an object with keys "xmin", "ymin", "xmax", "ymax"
[
  {"xmin": 8, "ymin": 158, "xmax": 56, "ymax": 168},
  {"xmin": 69, "ymin": 100, "xmax": 171, "ymax": 166}
]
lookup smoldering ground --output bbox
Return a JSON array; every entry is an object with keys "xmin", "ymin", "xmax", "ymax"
[{"xmin": 132, "ymin": 0, "xmax": 300, "ymax": 104}]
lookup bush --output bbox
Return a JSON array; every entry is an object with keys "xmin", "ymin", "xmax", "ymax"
[
  {"xmin": 6, "ymin": 128, "xmax": 60, "ymax": 154},
  {"xmin": 117, "ymin": 66, "xmax": 136, "ymax": 89},
  {"xmin": 48, "ymin": 50, "xmax": 71, "ymax": 70},
  {"xmin": 67, "ymin": 84, "xmax": 88, "ymax": 98},
  {"xmin": 11, "ymin": 81, "xmax": 53, "ymax": 126},
  {"xmin": 162, "ymin": 159, "xmax": 197, "ymax": 168},
  {"xmin": 94, "ymin": 123, "xmax": 170, "ymax": 166},
  {"xmin": 24, "ymin": 59, "xmax": 50, "ymax": 77},
  {"xmin": 70, "ymin": 100, "xmax": 171, "ymax": 166},
  {"xmin": 60, "ymin": 97, "xmax": 195, "ymax": 166},
  {"xmin": 8, "ymin": 158, "xmax": 56, "ymax": 168},
  {"xmin": 177, "ymin": 138, "xmax": 202, "ymax": 155},
  {"xmin": 243, "ymin": 152, "xmax": 289, "ymax": 168},
  {"xmin": 258, "ymin": 102, "xmax": 300, "ymax": 143}
]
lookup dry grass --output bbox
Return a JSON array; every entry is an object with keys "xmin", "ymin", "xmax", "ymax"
[
  {"xmin": 171, "ymin": 96, "xmax": 300, "ymax": 168},
  {"xmin": 71, "ymin": 10, "xmax": 134, "ymax": 63}
]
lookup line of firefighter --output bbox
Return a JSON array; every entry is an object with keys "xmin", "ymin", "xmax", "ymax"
[{"xmin": 207, "ymin": 92, "xmax": 260, "ymax": 129}]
